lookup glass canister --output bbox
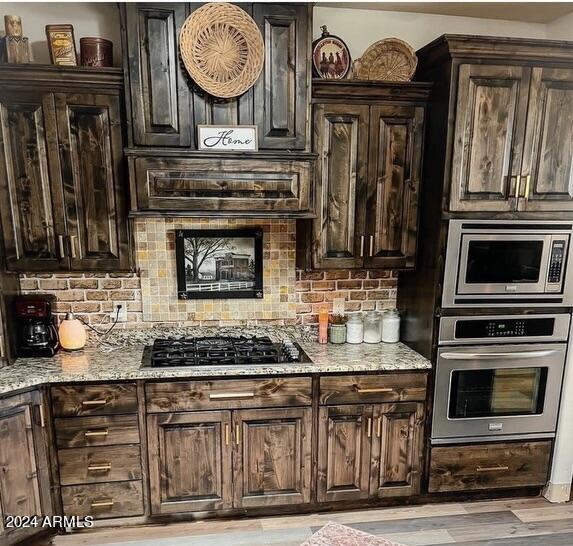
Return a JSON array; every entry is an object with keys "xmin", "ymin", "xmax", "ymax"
[
  {"xmin": 363, "ymin": 311, "xmax": 382, "ymax": 343},
  {"xmin": 346, "ymin": 314, "xmax": 364, "ymax": 344},
  {"xmin": 381, "ymin": 309, "xmax": 401, "ymax": 343}
]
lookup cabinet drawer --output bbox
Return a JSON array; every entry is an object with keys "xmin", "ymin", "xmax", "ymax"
[
  {"xmin": 133, "ymin": 156, "xmax": 312, "ymax": 214},
  {"xmin": 429, "ymin": 441, "xmax": 552, "ymax": 493},
  {"xmin": 146, "ymin": 377, "xmax": 312, "ymax": 412},
  {"xmin": 61, "ymin": 480, "xmax": 144, "ymax": 519},
  {"xmin": 319, "ymin": 374, "xmax": 427, "ymax": 405},
  {"xmin": 55, "ymin": 414, "xmax": 140, "ymax": 448},
  {"xmin": 51, "ymin": 384, "xmax": 138, "ymax": 417},
  {"xmin": 58, "ymin": 445, "xmax": 142, "ymax": 486}
]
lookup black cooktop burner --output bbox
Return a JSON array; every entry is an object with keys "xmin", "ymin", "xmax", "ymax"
[{"xmin": 142, "ymin": 336, "xmax": 311, "ymax": 368}]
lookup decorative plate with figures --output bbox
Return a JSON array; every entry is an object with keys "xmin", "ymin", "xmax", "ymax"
[{"xmin": 312, "ymin": 25, "xmax": 351, "ymax": 79}]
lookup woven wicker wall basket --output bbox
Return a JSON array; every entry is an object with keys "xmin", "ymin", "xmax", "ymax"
[
  {"xmin": 179, "ymin": 3, "xmax": 264, "ymax": 99},
  {"xmin": 353, "ymin": 38, "xmax": 417, "ymax": 81}
]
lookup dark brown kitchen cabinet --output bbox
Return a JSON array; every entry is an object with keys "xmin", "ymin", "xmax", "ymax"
[
  {"xmin": 0, "ymin": 391, "xmax": 52, "ymax": 545},
  {"xmin": 0, "ymin": 91, "xmax": 67, "ymax": 270},
  {"xmin": 304, "ymin": 81, "xmax": 429, "ymax": 270},
  {"xmin": 55, "ymin": 93, "xmax": 130, "ymax": 270},
  {"xmin": 317, "ymin": 402, "xmax": 425, "ymax": 503},
  {"xmin": 147, "ymin": 411, "xmax": 233, "ymax": 514},
  {"xmin": 519, "ymin": 67, "xmax": 573, "ymax": 211},
  {"xmin": 253, "ymin": 3, "xmax": 310, "ymax": 150},
  {"xmin": 233, "ymin": 407, "xmax": 312, "ymax": 508},
  {"xmin": 121, "ymin": 3, "xmax": 311, "ymax": 151},
  {"xmin": 123, "ymin": 3, "xmax": 191, "ymax": 147},
  {"xmin": 0, "ymin": 65, "xmax": 130, "ymax": 272}
]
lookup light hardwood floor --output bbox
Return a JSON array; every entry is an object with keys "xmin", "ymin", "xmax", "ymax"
[{"xmin": 36, "ymin": 497, "xmax": 573, "ymax": 546}]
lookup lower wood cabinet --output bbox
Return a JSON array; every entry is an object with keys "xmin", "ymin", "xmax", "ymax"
[
  {"xmin": 147, "ymin": 407, "xmax": 312, "ymax": 514},
  {"xmin": 317, "ymin": 402, "xmax": 424, "ymax": 502},
  {"xmin": 0, "ymin": 391, "xmax": 52, "ymax": 544}
]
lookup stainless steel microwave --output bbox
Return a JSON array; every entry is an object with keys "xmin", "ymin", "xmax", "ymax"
[{"xmin": 442, "ymin": 220, "xmax": 573, "ymax": 307}]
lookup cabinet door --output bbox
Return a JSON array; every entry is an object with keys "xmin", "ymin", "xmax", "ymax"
[
  {"xmin": 365, "ymin": 105, "xmax": 424, "ymax": 269},
  {"xmin": 317, "ymin": 404, "xmax": 372, "ymax": 502},
  {"xmin": 449, "ymin": 64, "xmax": 530, "ymax": 212},
  {"xmin": 0, "ymin": 392, "xmax": 51, "ymax": 541},
  {"xmin": 253, "ymin": 3, "xmax": 310, "ymax": 150},
  {"xmin": 520, "ymin": 67, "xmax": 573, "ymax": 211},
  {"xmin": 56, "ymin": 93, "xmax": 130, "ymax": 271},
  {"xmin": 233, "ymin": 407, "xmax": 312, "ymax": 508},
  {"xmin": 312, "ymin": 104, "xmax": 369, "ymax": 268},
  {"xmin": 370, "ymin": 402, "xmax": 424, "ymax": 498},
  {"xmin": 147, "ymin": 411, "xmax": 232, "ymax": 514},
  {"xmin": 0, "ymin": 90, "xmax": 68, "ymax": 270},
  {"xmin": 124, "ymin": 3, "xmax": 191, "ymax": 147}
]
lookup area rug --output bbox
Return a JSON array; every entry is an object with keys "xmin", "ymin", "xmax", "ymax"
[{"xmin": 301, "ymin": 521, "xmax": 406, "ymax": 546}]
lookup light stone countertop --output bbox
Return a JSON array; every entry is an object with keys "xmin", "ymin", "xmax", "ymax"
[{"xmin": 0, "ymin": 340, "xmax": 431, "ymax": 396}]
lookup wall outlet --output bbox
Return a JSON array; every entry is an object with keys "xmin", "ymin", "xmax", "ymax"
[
  {"xmin": 332, "ymin": 298, "xmax": 345, "ymax": 315},
  {"xmin": 110, "ymin": 304, "xmax": 128, "ymax": 323}
]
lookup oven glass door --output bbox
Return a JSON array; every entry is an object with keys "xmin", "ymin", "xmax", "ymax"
[
  {"xmin": 432, "ymin": 344, "xmax": 565, "ymax": 441},
  {"xmin": 457, "ymin": 234, "xmax": 552, "ymax": 294}
]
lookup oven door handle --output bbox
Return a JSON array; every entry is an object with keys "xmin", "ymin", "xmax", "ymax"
[{"xmin": 440, "ymin": 350, "xmax": 558, "ymax": 360}]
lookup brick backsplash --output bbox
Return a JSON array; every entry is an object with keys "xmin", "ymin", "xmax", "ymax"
[{"xmin": 19, "ymin": 222, "xmax": 396, "ymax": 327}]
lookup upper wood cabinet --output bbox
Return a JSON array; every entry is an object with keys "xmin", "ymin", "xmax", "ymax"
[
  {"xmin": 0, "ymin": 391, "xmax": 52, "ymax": 544},
  {"xmin": 0, "ymin": 66, "xmax": 131, "ymax": 272},
  {"xmin": 121, "ymin": 2, "xmax": 311, "ymax": 151},
  {"xmin": 416, "ymin": 35, "xmax": 573, "ymax": 215},
  {"xmin": 301, "ymin": 81, "xmax": 429, "ymax": 270}
]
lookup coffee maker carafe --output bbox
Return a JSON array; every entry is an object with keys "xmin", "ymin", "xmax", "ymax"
[{"xmin": 15, "ymin": 295, "xmax": 59, "ymax": 357}]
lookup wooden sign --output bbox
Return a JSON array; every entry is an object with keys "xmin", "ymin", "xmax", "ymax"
[{"xmin": 197, "ymin": 125, "xmax": 258, "ymax": 152}]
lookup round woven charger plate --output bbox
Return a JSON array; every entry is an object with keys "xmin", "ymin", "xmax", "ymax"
[
  {"xmin": 179, "ymin": 3, "xmax": 264, "ymax": 99},
  {"xmin": 353, "ymin": 38, "xmax": 417, "ymax": 81}
]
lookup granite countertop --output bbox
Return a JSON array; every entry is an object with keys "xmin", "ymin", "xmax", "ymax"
[{"xmin": 0, "ymin": 339, "xmax": 430, "ymax": 396}]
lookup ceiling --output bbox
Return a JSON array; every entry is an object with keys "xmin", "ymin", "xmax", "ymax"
[{"xmin": 318, "ymin": 2, "xmax": 573, "ymax": 23}]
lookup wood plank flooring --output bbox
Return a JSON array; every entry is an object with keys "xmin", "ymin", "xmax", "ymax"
[{"xmin": 35, "ymin": 497, "xmax": 573, "ymax": 546}]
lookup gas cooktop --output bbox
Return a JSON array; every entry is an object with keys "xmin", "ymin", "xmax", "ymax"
[{"xmin": 141, "ymin": 336, "xmax": 311, "ymax": 368}]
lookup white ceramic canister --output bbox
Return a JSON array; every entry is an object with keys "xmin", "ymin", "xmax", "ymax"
[
  {"xmin": 381, "ymin": 309, "xmax": 400, "ymax": 343},
  {"xmin": 346, "ymin": 314, "xmax": 364, "ymax": 344}
]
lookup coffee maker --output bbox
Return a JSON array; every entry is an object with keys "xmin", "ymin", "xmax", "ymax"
[{"xmin": 14, "ymin": 295, "xmax": 59, "ymax": 357}]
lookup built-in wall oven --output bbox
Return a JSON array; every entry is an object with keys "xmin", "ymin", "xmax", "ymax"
[
  {"xmin": 443, "ymin": 220, "xmax": 573, "ymax": 307},
  {"xmin": 432, "ymin": 313, "xmax": 570, "ymax": 444}
]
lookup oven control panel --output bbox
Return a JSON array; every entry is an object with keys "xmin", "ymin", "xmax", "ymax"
[
  {"xmin": 455, "ymin": 317, "xmax": 555, "ymax": 339},
  {"xmin": 547, "ymin": 240, "xmax": 566, "ymax": 285}
]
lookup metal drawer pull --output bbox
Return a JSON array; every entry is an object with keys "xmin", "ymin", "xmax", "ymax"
[
  {"xmin": 90, "ymin": 499, "xmax": 114, "ymax": 508},
  {"xmin": 87, "ymin": 463, "xmax": 112, "ymax": 472},
  {"xmin": 367, "ymin": 417, "xmax": 372, "ymax": 438},
  {"xmin": 369, "ymin": 235, "xmax": 374, "ymax": 257},
  {"xmin": 514, "ymin": 175, "xmax": 521, "ymax": 197},
  {"xmin": 209, "ymin": 392, "xmax": 254, "ymax": 400},
  {"xmin": 225, "ymin": 424, "xmax": 230, "ymax": 446},
  {"xmin": 84, "ymin": 429, "xmax": 109, "ymax": 437},
  {"xmin": 360, "ymin": 236, "xmax": 365, "ymax": 257},
  {"xmin": 70, "ymin": 235, "xmax": 77, "ymax": 258},
  {"xmin": 235, "ymin": 424, "xmax": 240, "ymax": 445},
  {"xmin": 476, "ymin": 465, "xmax": 509, "ymax": 473},
  {"xmin": 377, "ymin": 416, "xmax": 382, "ymax": 438},
  {"xmin": 441, "ymin": 350, "xmax": 557, "ymax": 360},
  {"xmin": 355, "ymin": 387, "xmax": 393, "ymax": 394},
  {"xmin": 81, "ymin": 399, "xmax": 108, "ymax": 406},
  {"xmin": 524, "ymin": 174, "xmax": 531, "ymax": 198},
  {"xmin": 58, "ymin": 235, "xmax": 66, "ymax": 258}
]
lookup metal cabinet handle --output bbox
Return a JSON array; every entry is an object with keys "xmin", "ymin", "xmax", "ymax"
[
  {"xmin": 82, "ymin": 399, "xmax": 107, "ymax": 406},
  {"xmin": 39, "ymin": 405, "xmax": 46, "ymax": 428},
  {"xmin": 209, "ymin": 392, "xmax": 254, "ymax": 400},
  {"xmin": 369, "ymin": 235, "xmax": 374, "ymax": 257},
  {"xmin": 84, "ymin": 429, "xmax": 109, "ymax": 437},
  {"xmin": 235, "ymin": 424, "xmax": 240, "ymax": 445},
  {"xmin": 514, "ymin": 175, "xmax": 522, "ymax": 197},
  {"xmin": 376, "ymin": 416, "xmax": 382, "ymax": 438},
  {"xmin": 360, "ymin": 236, "xmax": 365, "ymax": 257},
  {"xmin": 476, "ymin": 465, "xmax": 509, "ymax": 473},
  {"xmin": 524, "ymin": 174, "xmax": 531, "ymax": 199},
  {"xmin": 70, "ymin": 235, "xmax": 77, "ymax": 258},
  {"xmin": 58, "ymin": 235, "xmax": 66, "ymax": 258},
  {"xmin": 90, "ymin": 499, "xmax": 114, "ymax": 508},
  {"xmin": 225, "ymin": 424, "xmax": 230, "ymax": 446},
  {"xmin": 87, "ymin": 463, "xmax": 112, "ymax": 472},
  {"xmin": 367, "ymin": 417, "xmax": 372, "ymax": 438},
  {"xmin": 355, "ymin": 387, "xmax": 393, "ymax": 394}
]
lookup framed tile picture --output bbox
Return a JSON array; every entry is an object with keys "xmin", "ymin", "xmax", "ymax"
[{"xmin": 175, "ymin": 228, "xmax": 263, "ymax": 299}]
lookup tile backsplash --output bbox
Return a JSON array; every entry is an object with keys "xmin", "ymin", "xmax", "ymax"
[{"xmin": 20, "ymin": 219, "xmax": 396, "ymax": 327}]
